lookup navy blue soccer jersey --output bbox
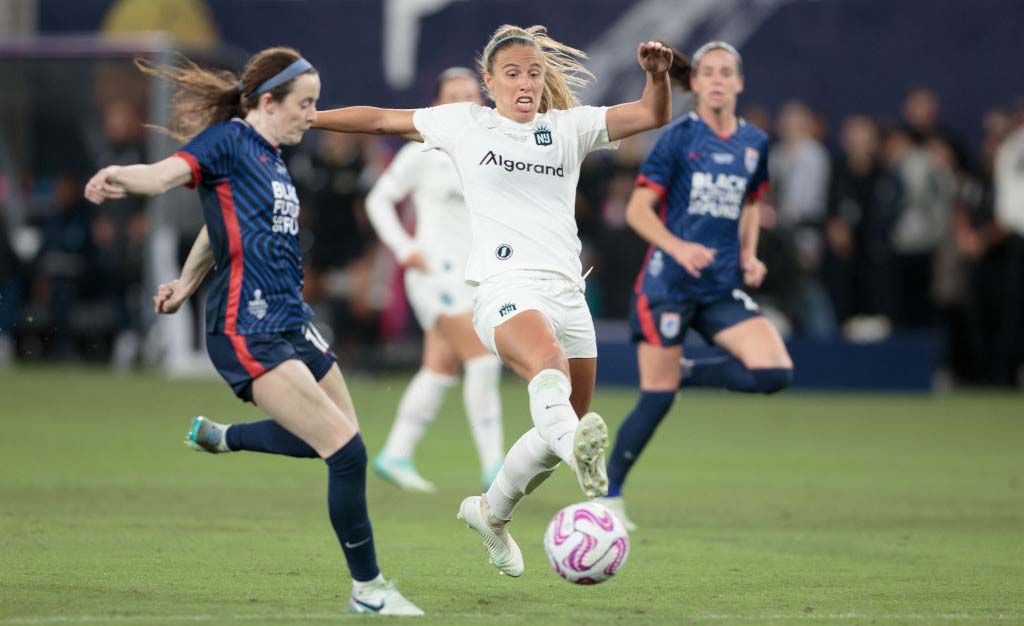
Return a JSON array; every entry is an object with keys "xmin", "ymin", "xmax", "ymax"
[
  {"xmin": 176, "ymin": 119, "xmax": 312, "ymax": 340},
  {"xmin": 633, "ymin": 112, "xmax": 769, "ymax": 302}
]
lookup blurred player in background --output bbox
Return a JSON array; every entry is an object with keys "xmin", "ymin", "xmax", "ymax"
[
  {"xmin": 599, "ymin": 41, "xmax": 793, "ymax": 530},
  {"xmin": 85, "ymin": 47, "xmax": 422, "ymax": 616},
  {"xmin": 366, "ymin": 67, "xmax": 505, "ymax": 493},
  {"xmin": 313, "ymin": 24, "xmax": 673, "ymax": 577}
]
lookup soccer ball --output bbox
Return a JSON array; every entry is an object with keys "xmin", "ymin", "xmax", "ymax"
[{"xmin": 543, "ymin": 501, "xmax": 630, "ymax": 584}]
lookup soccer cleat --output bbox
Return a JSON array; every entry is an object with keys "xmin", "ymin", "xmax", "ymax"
[
  {"xmin": 185, "ymin": 416, "xmax": 231, "ymax": 453},
  {"xmin": 457, "ymin": 495, "xmax": 524, "ymax": 577},
  {"xmin": 348, "ymin": 576, "xmax": 425, "ymax": 616},
  {"xmin": 481, "ymin": 461, "xmax": 503, "ymax": 490},
  {"xmin": 594, "ymin": 495, "xmax": 638, "ymax": 532},
  {"xmin": 571, "ymin": 412, "xmax": 609, "ymax": 497},
  {"xmin": 372, "ymin": 455, "xmax": 438, "ymax": 493}
]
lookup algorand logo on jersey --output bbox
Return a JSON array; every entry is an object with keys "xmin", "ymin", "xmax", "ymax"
[
  {"xmin": 688, "ymin": 171, "xmax": 746, "ymax": 220},
  {"xmin": 479, "ymin": 151, "xmax": 564, "ymax": 177},
  {"xmin": 271, "ymin": 180, "xmax": 300, "ymax": 235}
]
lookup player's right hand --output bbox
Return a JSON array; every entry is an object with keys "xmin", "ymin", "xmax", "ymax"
[
  {"xmin": 153, "ymin": 279, "xmax": 188, "ymax": 315},
  {"xmin": 84, "ymin": 166, "xmax": 127, "ymax": 205},
  {"xmin": 401, "ymin": 251, "xmax": 428, "ymax": 271},
  {"xmin": 667, "ymin": 239, "xmax": 716, "ymax": 278}
]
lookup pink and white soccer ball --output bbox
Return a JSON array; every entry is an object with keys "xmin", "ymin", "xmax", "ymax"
[{"xmin": 543, "ymin": 501, "xmax": 630, "ymax": 584}]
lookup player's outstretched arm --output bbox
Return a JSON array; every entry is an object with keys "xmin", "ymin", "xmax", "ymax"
[
  {"xmin": 605, "ymin": 41, "xmax": 673, "ymax": 142},
  {"xmin": 313, "ymin": 107, "xmax": 422, "ymax": 142},
  {"xmin": 626, "ymin": 185, "xmax": 715, "ymax": 278},
  {"xmin": 154, "ymin": 226, "xmax": 214, "ymax": 315},
  {"xmin": 84, "ymin": 156, "xmax": 193, "ymax": 204}
]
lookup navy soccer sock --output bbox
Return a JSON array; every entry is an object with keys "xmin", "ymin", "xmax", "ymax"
[
  {"xmin": 681, "ymin": 348, "xmax": 792, "ymax": 394},
  {"xmin": 225, "ymin": 419, "xmax": 318, "ymax": 458},
  {"xmin": 606, "ymin": 391, "xmax": 676, "ymax": 497},
  {"xmin": 325, "ymin": 434, "xmax": 380, "ymax": 582}
]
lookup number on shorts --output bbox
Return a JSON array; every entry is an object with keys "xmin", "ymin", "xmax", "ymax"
[
  {"xmin": 303, "ymin": 323, "xmax": 330, "ymax": 352},
  {"xmin": 731, "ymin": 289, "xmax": 760, "ymax": 312}
]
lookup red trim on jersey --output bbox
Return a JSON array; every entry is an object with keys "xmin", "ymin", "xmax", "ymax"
[
  {"xmin": 635, "ymin": 294, "xmax": 661, "ymax": 346},
  {"xmin": 217, "ymin": 181, "xmax": 267, "ymax": 378},
  {"xmin": 175, "ymin": 151, "xmax": 202, "ymax": 189},
  {"xmin": 635, "ymin": 173, "xmax": 667, "ymax": 199},
  {"xmin": 745, "ymin": 181, "xmax": 770, "ymax": 203}
]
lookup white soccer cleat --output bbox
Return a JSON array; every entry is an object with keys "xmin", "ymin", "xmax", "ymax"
[
  {"xmin": 594, "ymin": 495, "xmax": 638, "ymax": 532},
  {"xmin": 348, "ymin": 576, "xmax": 424, "ymax": 616},
  {"xmin": 571, "ymin": 412, "xmax": 609, "ymax": 498},
  {"xmin": 372, "ymin": 455, "xmax": 437, "ymax": 493},
  {"xmin": 457, "ymin": 495, "xmax": 524, "ymax": 577},
  {"xmin": 185, "ymin": 416, "xmax": 231, "ymax": 453}
]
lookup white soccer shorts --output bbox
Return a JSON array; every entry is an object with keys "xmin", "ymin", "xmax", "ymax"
[{"xmin": 405, "ymin": 268, "xmax": 476, "ymax": 330}]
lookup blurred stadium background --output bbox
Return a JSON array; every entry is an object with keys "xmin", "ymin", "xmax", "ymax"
[
  {"xmin": 2, "ymin": 2, "xmax": 1023, "ymax": 625},
  {"xmin": 1, "ymin": 0, "xmax": 1023, "ymax": 390}
]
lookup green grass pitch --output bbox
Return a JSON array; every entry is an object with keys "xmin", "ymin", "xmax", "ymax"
[{"xmin": 1, "ymin": 367, "xmax": 1022, "ymax": 625}]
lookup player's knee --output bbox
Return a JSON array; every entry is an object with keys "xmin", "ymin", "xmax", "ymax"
[{"xmin": 751, "ymin": 367, "xmax": 792, "ymax": 394}]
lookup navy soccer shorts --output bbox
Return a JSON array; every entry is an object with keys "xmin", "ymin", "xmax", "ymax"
[
  {"xmin": 629, "ymin": 288, "xmax": 762, "ymax": 347},
  {"xmin": 206, "ymin": 322, "xmax": 337, "ymax": 402}
]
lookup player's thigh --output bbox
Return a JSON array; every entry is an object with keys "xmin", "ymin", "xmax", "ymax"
[
  {"xmin": 493, "ymin": 309, "xmax": 569, "ymax": 380},
  {"xmin": 712, "ymin": 316, "xmax": 793, "ymax": 368},
  {"xmin": 637, "ymin": 341, "xmax": 683, "ymax": 391},
  {"xmin": 568, "ymin": 357, "xmax": 596, "ymax": 415},
  {"xmin": 317, "ymin": 363, "xmax": 361, "ymax": 432},
  {"xmin": 422, "ymin": 327, "xmax": 462, "ymax": 375},
  {"xmin": 435, "ymin": 312, "xmax": 491, "ymax": 363},
  {"xmin": 252, "ymin": 360, "xmax": 357, "ymax": 458}
]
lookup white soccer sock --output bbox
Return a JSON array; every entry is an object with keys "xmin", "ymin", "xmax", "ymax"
[
  {"xmin": 381, "ymin": 368, "xmax": 457, "ymax": 460},
  {"xmin": 485, "ymin": 428, "xmax": 560, "ymax": 521},
  {"xmin": 462, "ymin": 354, "xmax": 505, "ymax": 471},
  {"xmin": 527, "ymin": 369, "xmax": 578, "ymax": 465}
]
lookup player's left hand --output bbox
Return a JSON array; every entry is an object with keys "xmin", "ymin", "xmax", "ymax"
[
  {"xmin": 153, "ymin": 279, "xmax": 189, "ymax": 315},
  {"xmin": 84, "ymin": 166, "xmax": 127, "ymax": 204},
  {"xmin": 741, "ymin": 255, "xmax": 767, "ymax": 288},
  {"xmin": 637, "ymin": 41, "xmax": 673, "ymax": 75}
]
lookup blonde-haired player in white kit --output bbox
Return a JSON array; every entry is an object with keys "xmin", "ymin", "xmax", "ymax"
[
  {"xmin": 314, "ymin": 24, "xmax": 672, "ymax": 577},
  {"xmin": 367, "ymin": 68, "xmax": 505, "ymax": 492}
]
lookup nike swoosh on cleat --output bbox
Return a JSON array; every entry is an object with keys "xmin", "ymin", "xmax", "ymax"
[
  {"xmin": 352, "ymin": 598, "xmax": 384, "ymax": 612},
  {"xmin": 344, "ymin": 537, "xmax": 371, "ymax": 549},
  {"xmin": 544, "ymin": 403, "xmax": 571, "ymax": 410}
]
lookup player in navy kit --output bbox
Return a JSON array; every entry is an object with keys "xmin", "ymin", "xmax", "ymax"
[
  {"xmin": 83, "ymin": 47, "xmax": 422, "ymax": 616},
  {"xmin": 596, "ymin": 42, "xmax": 793, "ymax": 530}
]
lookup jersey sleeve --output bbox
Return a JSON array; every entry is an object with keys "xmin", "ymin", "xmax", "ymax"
[
  {"xmin": 569, "ymin": 105, "xmax": 620, "ymax": 156},
  {"xmin": 745, "ymin": 136, "xmax": 771, "ymax": 203},
  {"xmin": 412, "ymin": 102, "xmax": 474, "ymax": 154},
  {"xmin": 365, "ymin": 143, "xmax": 422, "ymax": 261},
  {"xmin": 636, "ymin": 126, "xmax": 679, "ymax": 199},
  {"xmin": 175, "ymin": 122, "xmax": 240, "ymax": 188}
]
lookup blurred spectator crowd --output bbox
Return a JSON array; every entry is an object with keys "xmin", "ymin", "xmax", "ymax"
[{"xmin": 1, "ymin": 77, "xmax": 1023, "ymax": 387}]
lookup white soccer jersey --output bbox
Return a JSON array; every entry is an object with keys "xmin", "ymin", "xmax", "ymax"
[
  {"xmin": 366, "ymin": 141, "xmax": 471, "ymax": 273},
  {"xmin": 412, "ymin": 102, "xmax": 617, "ymax": 284}
]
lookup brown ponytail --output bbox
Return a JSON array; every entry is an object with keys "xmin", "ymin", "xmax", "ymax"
[
  {"xmin": 655, "ymin": 40, "xmax": 693, "ymax": 92},
  {"xmin": 136, "ymin": 46, "xmax": 315, "ymax": 142}
]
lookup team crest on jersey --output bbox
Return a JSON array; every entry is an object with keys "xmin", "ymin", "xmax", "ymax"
[
  {"xmin": 744, "ymin": 147, "xmax": 760, "ymax": 174},
  {"xmin": 495, "ymin": 244, "xmax": 513, "ymax": 260},
  {"xmin": 659, "ymin": 312, "xmax": 681, "ymax": 339},
  {"xmin": 533, "ymin": 125, "xmax": 553, "ymax": 146},
  {"xmin": 248, "ymin": 289, "xmax": 268, "ymax": 320}
]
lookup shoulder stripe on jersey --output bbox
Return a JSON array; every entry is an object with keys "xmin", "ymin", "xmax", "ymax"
[
  {"xmin": 636, "ymin": 173, "xmax": 667, "ymax": 199},
  {"xmin": 216, "ymin": 181, "xmax": 267, "ymax": 378},
  {"xmin": 175, "ymin": 151, "xmax": 201, "ymax": 189},
  {"xmin": 635, "ymin": 294, "xmax": 662, "ymax": 347}
]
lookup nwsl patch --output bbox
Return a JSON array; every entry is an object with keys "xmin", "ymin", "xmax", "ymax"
[
  {"xmin": 744, "ymin": 147, "xmax": 760, "ymax": 174},
  {"xmin": 659, "ymin": 312, "xmax": 681, "ymax": 339}
]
